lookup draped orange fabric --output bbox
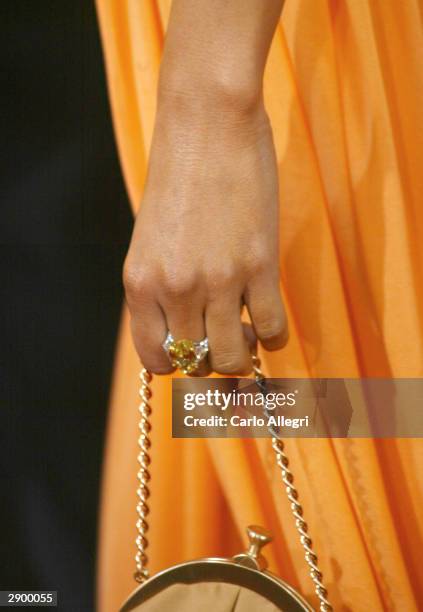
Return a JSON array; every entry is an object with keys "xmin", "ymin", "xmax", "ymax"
[{"xmin": 95, "ymin": 2, "xmax": 423, "ymax": 610}]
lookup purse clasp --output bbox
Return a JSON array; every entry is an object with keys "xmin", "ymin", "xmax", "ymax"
[{"xmin": 233, "ymin": 525, "xmax": 273, "ymax": 571}]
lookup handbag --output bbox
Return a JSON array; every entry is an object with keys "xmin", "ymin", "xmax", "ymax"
[{"xmin": 119, "ymin": 357, "xmax": 332, "ymax": 612}]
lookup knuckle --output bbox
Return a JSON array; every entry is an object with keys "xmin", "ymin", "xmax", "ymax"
[
  {"xmin": 212, "ymin": 352, "xmax": 248, "ymax": 375},
  {"xmin": 206, "ymin": 267, "xmax": 237, "ymax": 298},
  {"xmin": 149, "ymin": 363, "xmax": 175, "ymax": 375},
  {"xmin": 245, "ymin": 254, "xmax": 270, "ymax": 277},
  {"xmin": 256, "ymin": 316, "xmax": 285, "ymax": 341},
  {"xmin": 243, "ymin": 245, "xmax": 272, "ymax": 277},
  {"xmin": 161, "ymin": 270, "xmax": 199, "ymax": 299},
  {"xmin": 123, "ymin": 261, "xmax": 153, "ymax": 302},
  {"xmin": 138, "ymin": 346, "xmax": 175, "ymax": 374}
]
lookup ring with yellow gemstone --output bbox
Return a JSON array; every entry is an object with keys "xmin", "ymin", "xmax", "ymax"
[{"xmin": 162, "ymin": 332, "xmax": 209, "ymax": 374}]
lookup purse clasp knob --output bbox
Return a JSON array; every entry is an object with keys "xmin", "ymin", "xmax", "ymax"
[{"xmin": 233, "ymin": 525, "xmax": 273, "ymax": 571}]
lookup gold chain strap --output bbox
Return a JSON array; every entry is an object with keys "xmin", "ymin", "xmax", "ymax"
[
  {"xmin": 134, "ymin": 362, "xmax": 333, "ymax": 611},
  {"xmin": 252, "ymin": 356, "xmax": 333, "ymax": 612},
  {"xmin": 134, "ymin": 369, "xmax": 153, "ymax": 583}
]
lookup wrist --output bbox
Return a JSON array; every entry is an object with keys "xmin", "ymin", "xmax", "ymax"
[
  {"xmin": 157, "ymin": 58, "xmax": 264, "ymax": 120},
  {"xmin": 154, "ymin": 83, "xmax": 269, "ymax": 152}
]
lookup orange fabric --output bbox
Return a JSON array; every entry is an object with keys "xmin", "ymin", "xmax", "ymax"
[{"xmin": 95, "ymin": 2, "xmax": 423, "ymax": 611}]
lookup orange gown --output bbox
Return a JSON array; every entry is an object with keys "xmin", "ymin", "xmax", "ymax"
[{"xmin": 95, "ymin": 2, "xmax": 423, "ymax": 610}]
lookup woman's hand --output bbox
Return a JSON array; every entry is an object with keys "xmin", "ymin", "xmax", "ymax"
[
  {"xmin": 124, "ymin": 93, "xmax": 287, "ymax": 375},
  {"xmin": 123, "ymin": 0, "xmax": 286, "ymax": 375}
]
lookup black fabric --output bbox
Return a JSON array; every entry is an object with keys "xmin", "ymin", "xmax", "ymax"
[{"xmin": 0, "ymin": 2, "xmax": 133, "ymax": 610}]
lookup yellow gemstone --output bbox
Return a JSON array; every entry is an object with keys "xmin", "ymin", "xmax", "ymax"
[{"xmin": 168, "ymin": 339, "xmax": 198, "ymax": 373}]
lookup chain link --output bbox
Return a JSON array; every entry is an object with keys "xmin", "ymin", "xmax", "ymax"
[
  {"xmin": 134, "ymin": 361, "xmax": 332, "ymax": 610},
  {"xmin": 252, "ymin": 355, "xmax": 333, "ymax": 611},
  {"xmin": 134, "ymin": 368, "xmax": 153, "ymax": 583}
]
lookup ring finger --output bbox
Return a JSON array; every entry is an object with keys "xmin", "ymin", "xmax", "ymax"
[{"xmin": 162, "ymin": 294, "xmax": 210, "ymax": 376}]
